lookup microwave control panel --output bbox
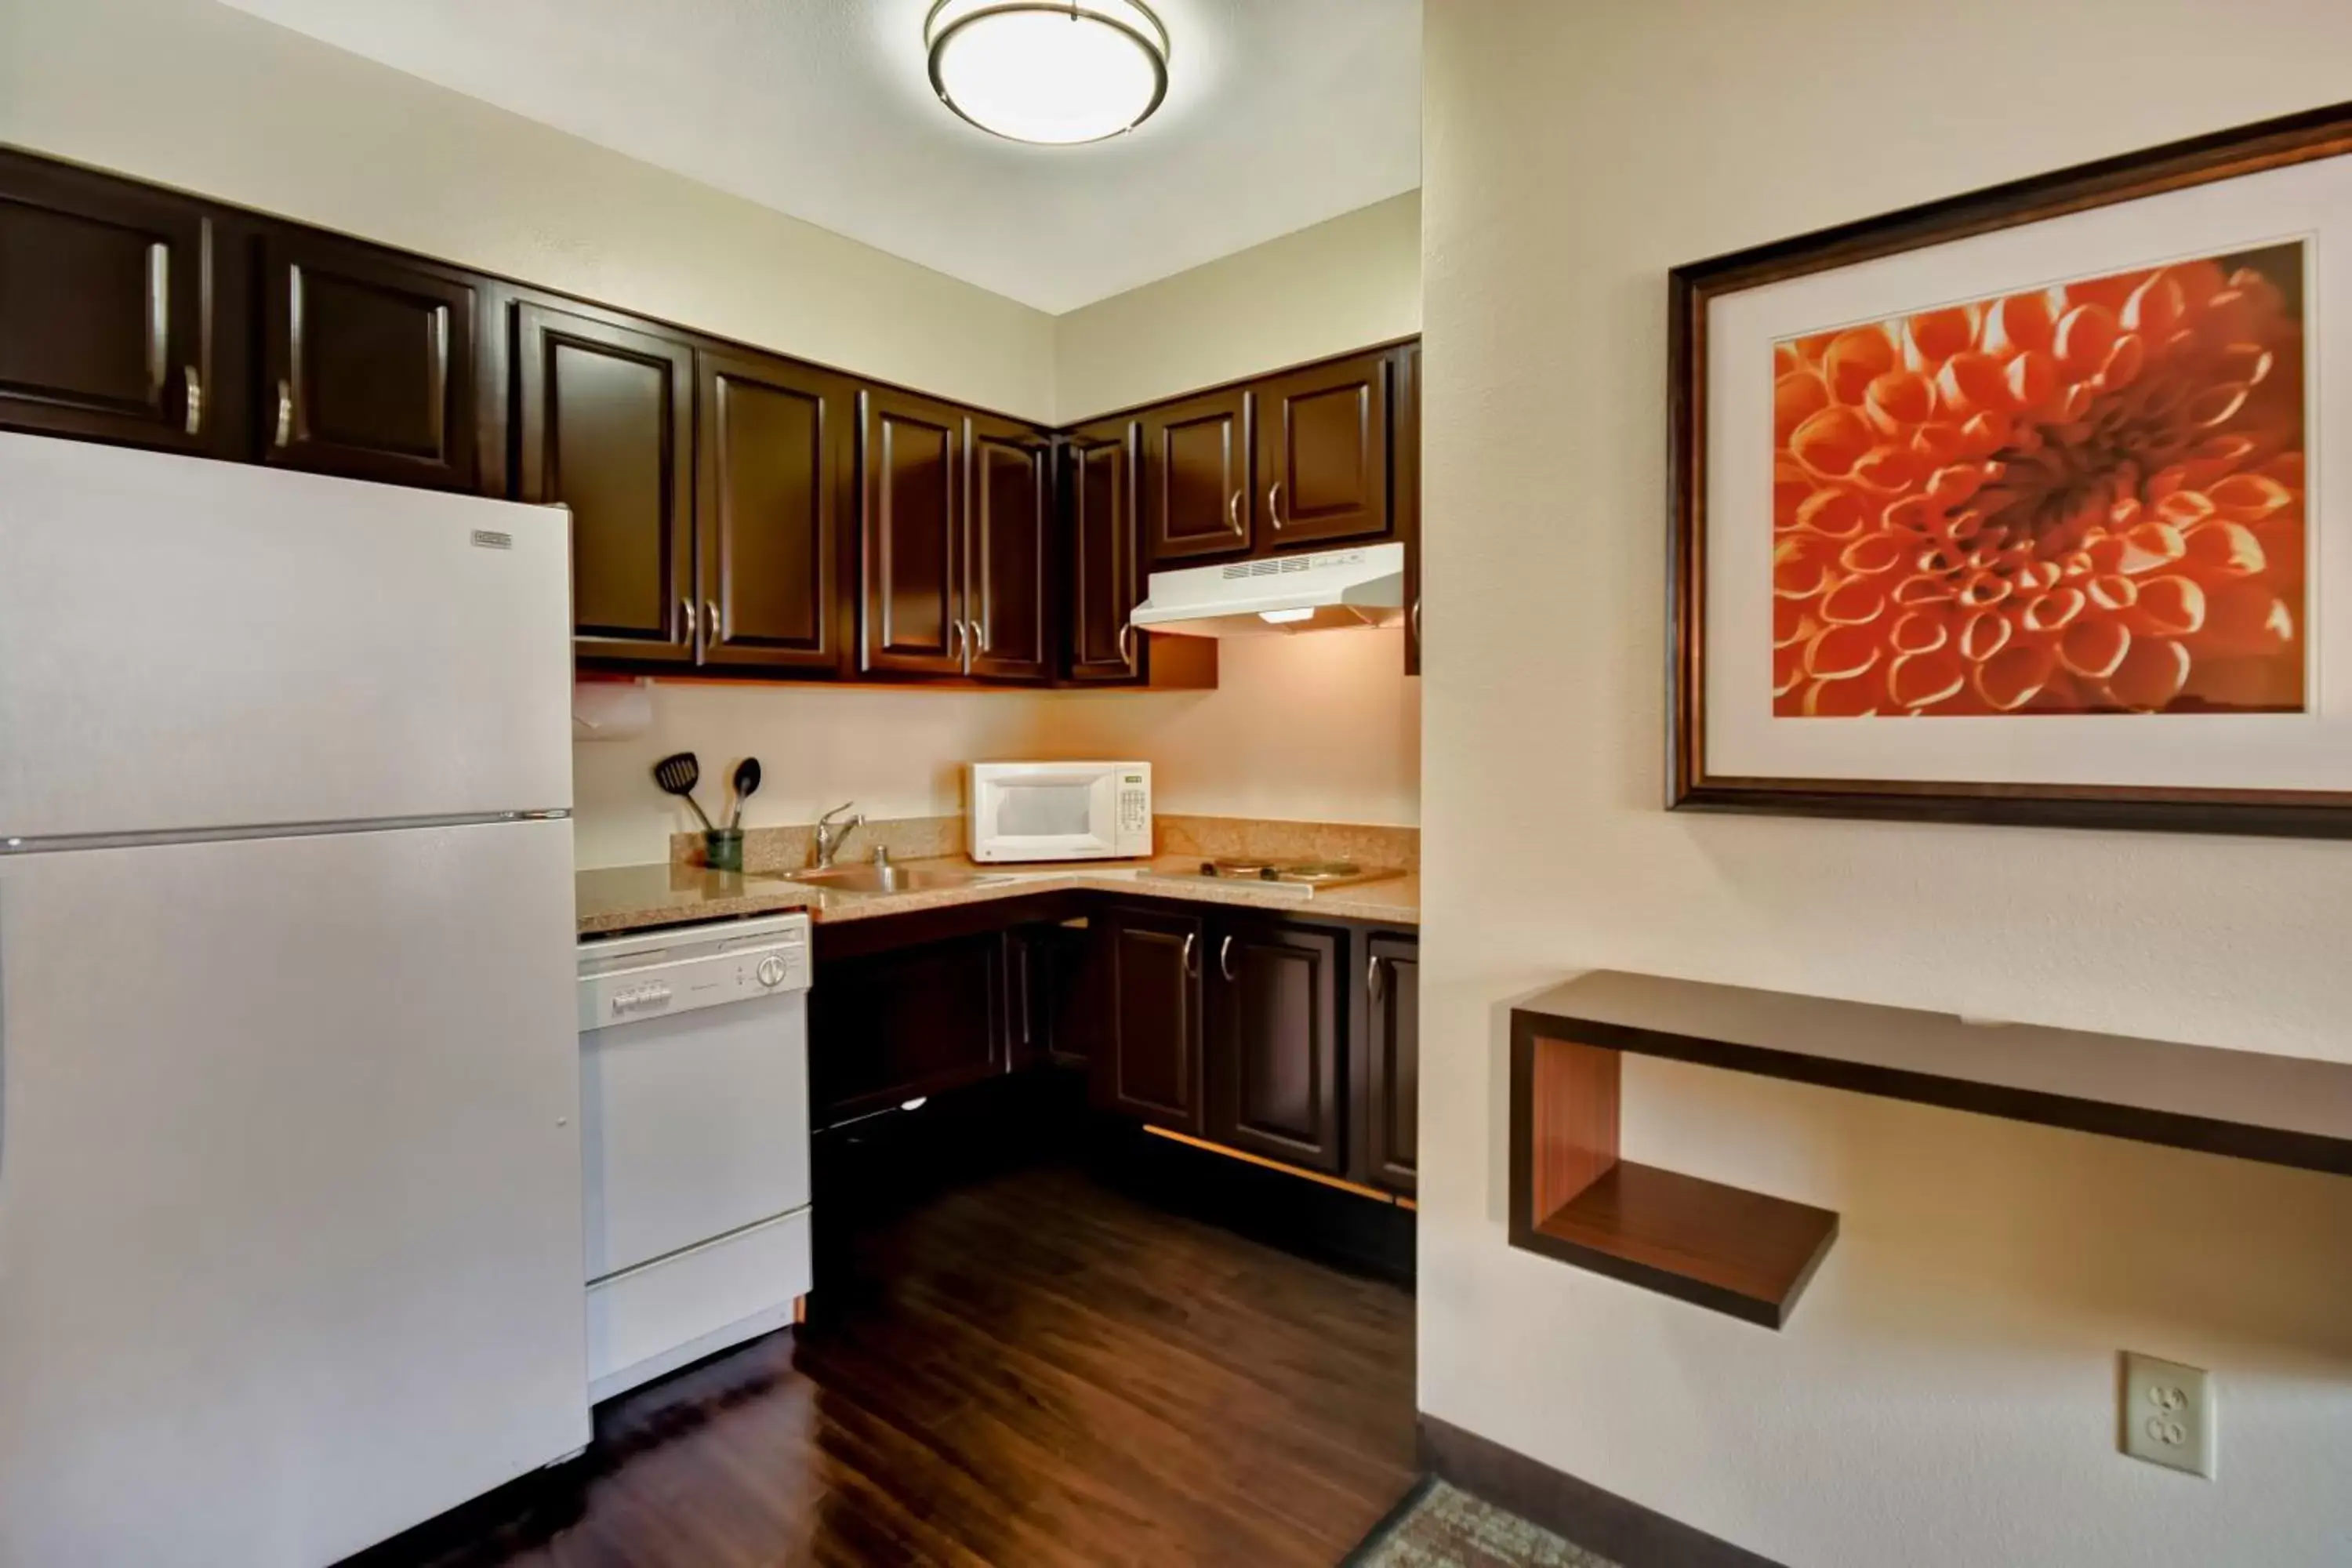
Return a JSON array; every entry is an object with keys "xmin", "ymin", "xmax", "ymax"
[{"xmin": 1119, "ymin": 774, "xmax": 1150, "ymax": 836}]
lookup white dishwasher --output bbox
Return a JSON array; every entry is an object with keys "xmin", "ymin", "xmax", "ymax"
[{"xmin": 576, "ymin": 911, "xmax": 813, "ymax": 1401}]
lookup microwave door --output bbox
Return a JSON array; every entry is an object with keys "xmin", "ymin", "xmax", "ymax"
[{"xmin": 998, "ymin": 775, "xmax": 1112, "ymax": 858}]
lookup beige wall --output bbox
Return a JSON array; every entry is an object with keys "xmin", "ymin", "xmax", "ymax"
[
  {"xmin": 0, "ymin": 0, "xmax": 1055, "ymax": 419},
  {"xmin": 1054, "ymin": 191, "xmax": 1421, "ymax": 422},
  {"xmin": 1421, "ymin": 3, "xmax": 2352, "ymax": 1565},
  {"xmin": 574, "ymin": 630, "xmax": 1420, "ymax": 868}
]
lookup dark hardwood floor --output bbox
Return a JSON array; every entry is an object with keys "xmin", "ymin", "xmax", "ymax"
[{"xmin": 402, "ymin": 1160, "xmax": 1416, "ymax": 1567}]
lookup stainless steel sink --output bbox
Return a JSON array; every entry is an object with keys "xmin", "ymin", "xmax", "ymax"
[{"xmin": 776, "ymin": 864, "xmax": 1006, "ymax": 896}]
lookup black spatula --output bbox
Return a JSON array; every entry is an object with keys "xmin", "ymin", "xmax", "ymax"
[
  {"xmin": 652, "ymin": 751, "xmax": 716, "ymax": 832},
  {"xmin": 729, "ymin": 757, "xmax": 762, "ymax": 829}
]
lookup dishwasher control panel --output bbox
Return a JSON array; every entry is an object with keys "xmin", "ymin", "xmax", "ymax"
[{"xmin": 577, "ymin": 912, "xmax": 811, "ymax": 1033}]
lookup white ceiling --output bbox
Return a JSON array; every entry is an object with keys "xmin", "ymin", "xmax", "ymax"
[{"xmin": 216, "ymin": 0, "xmax": 1423, "ymax": 314}]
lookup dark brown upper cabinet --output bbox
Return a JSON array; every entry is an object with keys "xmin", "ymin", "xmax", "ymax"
[
  {"xmin": 1064, "ymin": 418, "xmax": 1143, "ymax": 684},
  {"xmin": 859, "ymin": 387, "xmax": 965, "ymax": 677},
  {"xmin": 1094, "ymin": 907, "xmax": 1205, "ymax": 1134},
  {"xmin": 1208, "ymin": 919, "xmax": 1344, "ymax": 1173},
  {"xmin": 1254, "ymin": 349, "xmax": 1389, "ymax": 548},
  {"xmin": 259, "ymin": 229, "xmax": 479, "ymax": 490},
  {"xmin": 1142, "ymin": 387, "xmax": 1251, "ymax": 563},
  {"xmin": 696, "ymin": 347, "xmax": 851, "ymax": 675},
  {"xmin": 0, "ymin": 153, "xmax": 228, "ymax": 456},
  {"xmin": 965, "ymin": 414, "xmax": 1052, "ymax": 684},
  {"xmin": 0, "ymin": 150, "xmax": 1394, "ymax": 697},
  {"xmin": 1395, "ymin": 340, "xmax": 1422, "ymax": 674},
  {"xmin": 1356, "ymin": 932, "xmax": 1418, "ymax": 1194},
  {"xmin": 516, "ymin": 303, "xmax": 696, "ymax": 665}
]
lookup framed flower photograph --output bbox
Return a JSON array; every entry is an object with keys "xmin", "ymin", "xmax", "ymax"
[{"xmin": 1669, "ymin": 103, "xmax": 2352, "ymax": 835}]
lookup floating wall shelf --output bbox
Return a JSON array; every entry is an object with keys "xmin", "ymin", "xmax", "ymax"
[{"xmin": 1509, "ymin": 971, "xmax": 2352, "ymax": 1329}]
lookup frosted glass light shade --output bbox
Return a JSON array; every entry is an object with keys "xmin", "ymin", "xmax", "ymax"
[{"xmin": 925, "ymin": 1, "xmax": 1170, "ymax": 146}]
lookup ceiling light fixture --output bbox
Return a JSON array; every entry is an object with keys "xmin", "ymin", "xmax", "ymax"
[{"xmin": 924, "ymin": 1, "xmax": 1170, "ymax": 147}]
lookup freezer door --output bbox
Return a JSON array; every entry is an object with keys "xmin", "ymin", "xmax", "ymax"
[
  {"xmin": 0, "ymin": 432, "xmax": 572, "ymax": 841},
  {"xmin": 0, "ymin": 819, "xmax": 587, "ymax": 1568}
]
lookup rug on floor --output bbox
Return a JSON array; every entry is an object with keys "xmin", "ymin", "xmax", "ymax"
[{"xmin": 1343, "ymin": 1476, "xmax": 1621, "ymax": 1567}]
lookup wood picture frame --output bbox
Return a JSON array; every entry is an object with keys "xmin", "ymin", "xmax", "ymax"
[{"xmin": 1670, "ymin": 101, "xmax": 2352, "ymax": 837}]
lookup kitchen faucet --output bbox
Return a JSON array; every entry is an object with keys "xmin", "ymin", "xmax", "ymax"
[{"xmin": 812, "ymin": 802, "xmax": 864, "ymax": 868}]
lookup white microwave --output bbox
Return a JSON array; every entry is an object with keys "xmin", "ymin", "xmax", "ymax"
[{"xmin": 967, "ymin": 761, "xmax": 1152, "ymax": 864}]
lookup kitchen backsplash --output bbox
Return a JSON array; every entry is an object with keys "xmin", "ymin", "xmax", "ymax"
[
  {"xmin": 667, "ymin": 816, "xmax": 965, "ymax": 873},
  {"xmin": 668, "ymin": 814, "xmax": 1420, "ymax": 872},
  {"xmin": 575, "ymin": 630, "xmax": 1420, "ymax": 869}
]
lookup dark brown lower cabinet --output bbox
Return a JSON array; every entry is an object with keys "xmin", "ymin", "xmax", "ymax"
[
  {"xmin": 812, "ymin": 908, "xmax": 1414, "ymax": 1200},
  {"xmin": 1008, "ymin": 920, "xmax": 1095, "ymax": 1070},
  {"xmin": 1354, "ymin": 932, "xmax": 1419, "ymax": 1194},
  {"xmin": 1088, "ymin": 909, "xmax": 1417, "ymax": 1191},
  {"xmin": 1207, "ymin": 918, "xmax": 1344, "ymax": 1172},
  {"xmin": 1093, "ymin": 907, "xmax": 1205, "ymax": 1133},
  {"xmin": 809, "ymin": 931, "xmax": 1005, "ymax": 1127}
]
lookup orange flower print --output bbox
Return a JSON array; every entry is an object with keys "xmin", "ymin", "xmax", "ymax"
[{"xmin": 1773, "ymin": 243, "xmax": 2307, "ymax": 717}]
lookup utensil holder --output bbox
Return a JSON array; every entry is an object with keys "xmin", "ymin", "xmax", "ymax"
[{"xmin": 702, "ymin": 828, "xmax": 744, "ymax": 872}]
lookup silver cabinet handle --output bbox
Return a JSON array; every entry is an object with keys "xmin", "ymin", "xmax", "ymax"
[
  {"xmin": 1368, "ymin": 953, "xmax": 1384, "ymax": 1000},
  {"xmin": 1267, "ymin": 480, "xmax": 1285, "ymax": 530},
  {"xmin": 1227, "ymin": 490, "xmax": 1241, "ymax": 533},
  {"xmin": 678, "ymin": 597, "xmax": 698, "ymax": 648},
  {"xmin": 1181, "ymin": 931, "xmax": 1198, "ymax": 978},
  {"xmin": 1411, "ymin": 598, "xmax": 1422, "ymax": 644},
  {"xmin": 1118, "ymin": 622, "xmax": 1136, "ymax": 667},
  {"xmin": 949, "ymin": 617, "xmax": 965, "ymax": 666},
  {"xmin": 706, "ymin": 599, "xmax": 722, "ymax": 648},
  {"xmin": 274, "ymin": 379, "xmax": 293, "ymax": 448},
  {"xmin": 970, "ymin": 616, "xmax": 987, "ymax": 655},
  {"xmin": 1218, "ymin": 935, "xmax": 1236, "ymax": 982},
  {"xmin": 183, "ymin": 366, "xmax": 203, "ymax": 436}
]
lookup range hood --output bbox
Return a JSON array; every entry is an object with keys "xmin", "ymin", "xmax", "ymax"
[{"xmin": 1128, "ymin": 542, "xmax": 1405, "ymax": 638}]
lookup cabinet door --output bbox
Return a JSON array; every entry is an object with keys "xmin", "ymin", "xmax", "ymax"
[
  {"xmin": 1141, "ymin": 387, "xmax": 1250, "ymax": 562},
  {"xmin": 260, "ymin": 230, "xmax": 479, "ymax": 490},
  {"xmin": 860, "ymin": 388, "xmax": 965, "ymax": 676},
  {"xmin": 966, "ymin": 414, "xmax": 1051, "ymax": 684},
  {"xmin": 1208, "ymin": 919, "xmax": 1343, "ymax": 1172},
  {"xmin": 1361, "ymin": 934, "xmax": 1419, "ymax": 1194},
  {"xmin": 1396, "ymin": 341, "xmax": 1422, "ymax": 674},
  {"xmin": 1254, "ymin": 350, "xmax": 1390, "ymax": 548},
  {"xmin": 1007, "ymin": 920, "xmax": 1094, "ymax": 1070},
  {"xmin": 515, "ymin": 303, "xmax": 696, "ymax": 664},
  {"xmin": 0, "ymin": 153, "xmax": 221, "ymax": 454},
  {"xmin": 1065, "ymin": 418, "xmax": 1143, "ymax": 684},
  {"xmin": 695, "ymin": 347, "xmax": 850, "ymax": 673},
  {"xmin": 808, "ymin": 932, "xmax": 1004, "ymax": 1127},
  {"xmin": 1094, "ymin": 908, "xmax": 1204, "ymax": 1133}
]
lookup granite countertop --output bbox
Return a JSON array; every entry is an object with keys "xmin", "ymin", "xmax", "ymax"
[{"xmin": 575, "ymin": 854, "xmax": 1421, "ymax": 938}]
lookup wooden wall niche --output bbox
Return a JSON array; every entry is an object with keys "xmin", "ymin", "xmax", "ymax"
[{"xmin": 1508, "ymin": 1026, "xmax": 1838, "ymax": 1330}]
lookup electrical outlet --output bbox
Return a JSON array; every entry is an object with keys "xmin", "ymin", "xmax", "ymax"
[{"xmin": 2122, "ymin": 1352, "xmax": 2214, "ymax": 1478}]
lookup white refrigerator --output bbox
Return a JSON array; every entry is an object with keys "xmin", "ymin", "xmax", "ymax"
[{"xmin": 0, "ymin": 433, "xmax": 590, "ymax": 1566}]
